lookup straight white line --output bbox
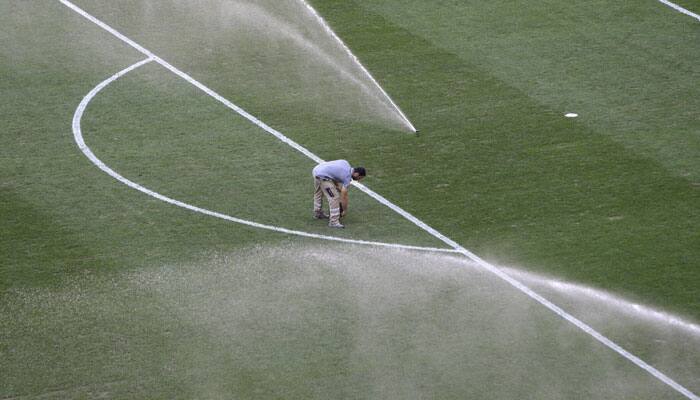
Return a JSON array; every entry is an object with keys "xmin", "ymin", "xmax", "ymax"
[
  {"xmin": 297, "ymin": 0, "xmax": 417, "ymax": 132},
  {"xmin": 501, "ymin": 266, "xmax": 700, "ymax": 337},
  {"xmin": 658, "ymin": 0, "xmax": 700, "ymax": 21},
  {"xmin": 72, "ymin": 59, "xmax": 457, "ymax": 255},
  {"xmin": 59, "ymin": 2, "xmax": 698, "ymax": 399}
]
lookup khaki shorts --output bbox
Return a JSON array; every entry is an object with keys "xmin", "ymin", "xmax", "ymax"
[{"xmin": 313, "ymin": 176, "xmax": 342, "ymax": 224}]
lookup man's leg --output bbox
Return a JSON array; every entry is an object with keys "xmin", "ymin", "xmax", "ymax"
[
  {"xmin": 313, "ymin": 176, "xmax": 328, "ymax": 219},
  {"xmin": 334, "ymin": 181, "xmax": 344, "ymax": 216},
  {"xmin": 320, "ymin": 180, "xmax": 343, "ymax": 227}
]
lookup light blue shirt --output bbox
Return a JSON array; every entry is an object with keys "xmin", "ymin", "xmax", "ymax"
[{"xmin": 313, "ymin": 160, "xmax": 353, "ymax": 188}]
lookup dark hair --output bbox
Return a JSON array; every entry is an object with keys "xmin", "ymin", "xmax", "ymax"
[{"xmin": 353, "ymin": 167, "xmax": 366, "ymax": 177}]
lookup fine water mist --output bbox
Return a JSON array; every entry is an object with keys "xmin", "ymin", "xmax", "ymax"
[
  {"xmin": 3, "ymin": 244, "xmax": 697, "ymax": 399},
  {"xmin": 133, "ymin": 0, "xmax": 415, "ymax": 131}
]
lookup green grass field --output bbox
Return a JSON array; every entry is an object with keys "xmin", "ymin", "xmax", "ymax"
[{"xmin": 2, "ymin": 0, "xmax": 699, "ymax": 398}]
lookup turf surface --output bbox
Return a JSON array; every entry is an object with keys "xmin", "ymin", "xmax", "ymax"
[{"xmin": 1, "ymin": 0, "xmax": 698, "ymax": 398}]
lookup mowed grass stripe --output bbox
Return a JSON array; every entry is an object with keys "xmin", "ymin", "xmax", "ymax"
[{"xmin": 308, "ymin": 0, "xmax": 700, "ymax": 317}]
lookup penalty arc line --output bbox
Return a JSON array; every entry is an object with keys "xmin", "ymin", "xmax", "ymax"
[
  {"xmin": 72, "ymin": 62, "xmax": 456, "ymax": 254},
  {"xmin": 59, "ymin": 1, "xmax": 699, "ymax": 399},
  {"xmin": 72, "ymin": 58, "xmax": 459, "ymax": 255}
]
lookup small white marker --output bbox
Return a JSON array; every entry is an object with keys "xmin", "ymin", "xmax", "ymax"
[{"xmin": 565, "ymin": 113, "xmax": 578, "ymax": 118}]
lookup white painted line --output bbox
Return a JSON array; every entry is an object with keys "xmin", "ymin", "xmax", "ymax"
[
  {"xmin": 60, "ymin": 2, "xmax": 698, "ymax": 399},
  {"xmin": 297, "ymin": 0, "xmax": 417, "ymax": 132},
  {"xmin": 658, "ymin": 0, "xmax": 700, "ymax": 21},
  {"xmin": 72, "ymin": 59, "xmax": 456, "ymax": 255}
]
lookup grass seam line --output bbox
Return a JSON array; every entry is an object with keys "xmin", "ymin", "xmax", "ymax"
[{"xmin": 59, "ymin": 1, "xmax": 699, "ymax": 398}]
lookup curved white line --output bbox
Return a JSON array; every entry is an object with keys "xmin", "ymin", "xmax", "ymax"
[{"xmin": 72, "ymin": 58, "xmax": 456, "ymax": 255}]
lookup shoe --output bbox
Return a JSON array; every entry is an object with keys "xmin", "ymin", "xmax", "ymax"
[
  {"xmin": 313, "ymin": 211, "xmax": 329, "ymax": 220},
  {"xmin": 328, "ymin": 222, "xmax": 345, "ymax": 229}
]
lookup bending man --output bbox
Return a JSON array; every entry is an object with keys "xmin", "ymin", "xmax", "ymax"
[{"xmin": 312, "ymin": 160, "xmax": 366, "ymax": 228}]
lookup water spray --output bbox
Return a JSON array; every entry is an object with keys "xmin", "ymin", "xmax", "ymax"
[{"xmin": 297, "ymin": 0, "xmax": 418, "ymax": 133}]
